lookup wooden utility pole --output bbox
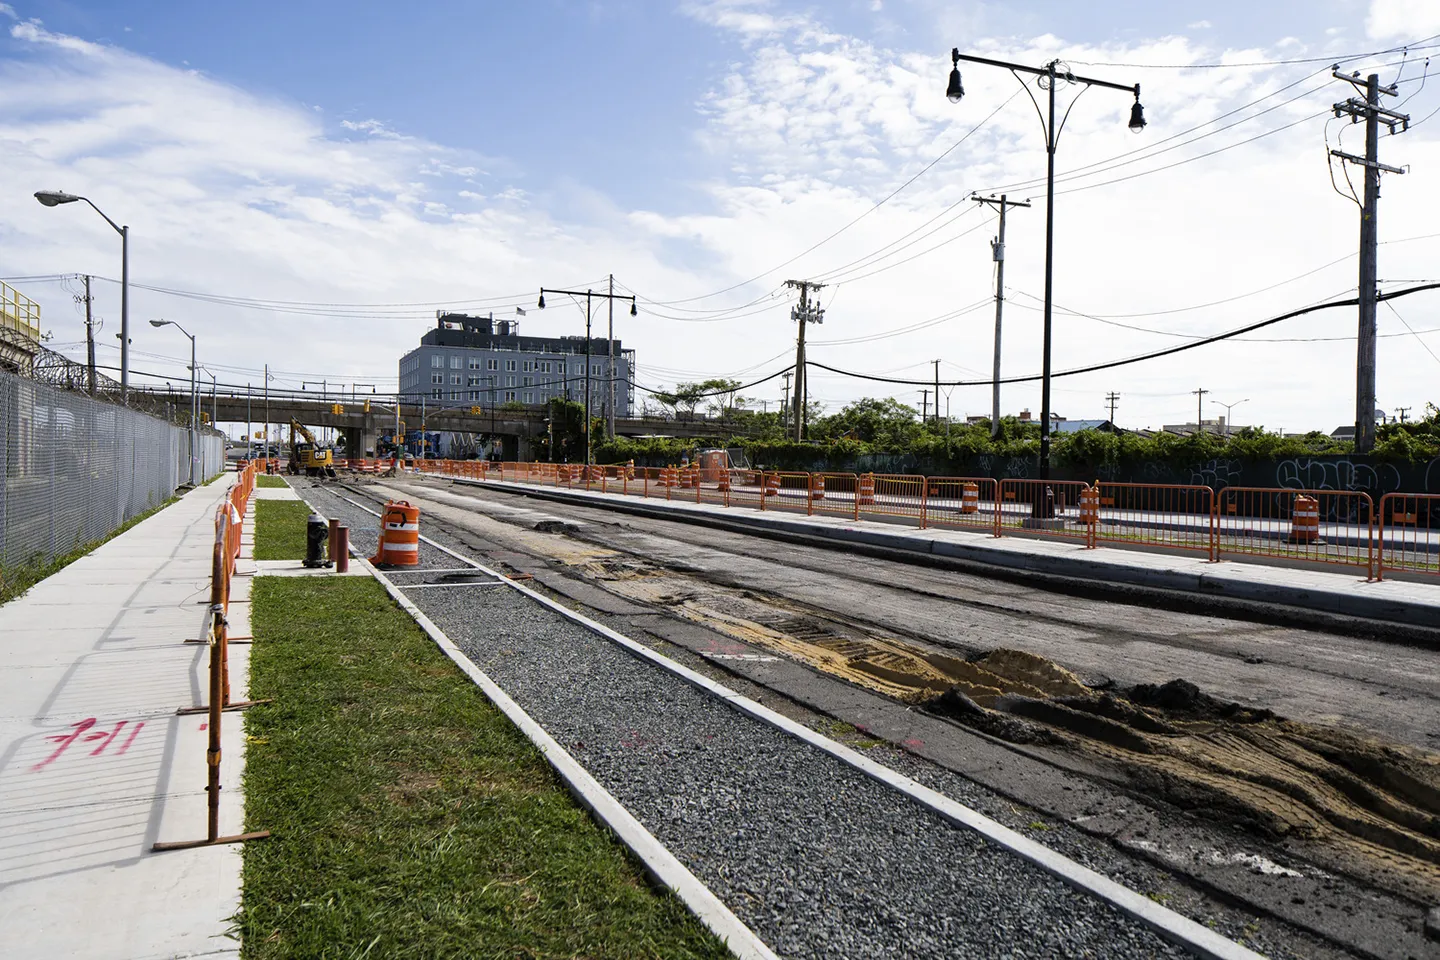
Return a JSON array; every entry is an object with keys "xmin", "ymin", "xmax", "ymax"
[
  {"xmin": 785, "ymin": 280, "xmax": 825, "ymax": 441},
  {"xmin": 82, "ymin": 275, "xmax": 97, "ymax": 396},
  {"xmin": 1193, "ymin": 388, "xmax": 1208, "ymax": 433},
  {"xmin": 932, "ymin": 359, "xmax": 941, "ymax": 427},
  {"xmin": 1330, "ymin": 69, "xmax": 1408, "ymax": 453},
  {"xmin": 1106, "ymin": 391, "xmax": 1119, "ymax": 425},
  {"xmin": 919, "ymin": 389, "xmax": 930, "ymax": 423},
  {"xmin": 972, "ymin": 195, "xmax": 1030, "ymax": 436}
]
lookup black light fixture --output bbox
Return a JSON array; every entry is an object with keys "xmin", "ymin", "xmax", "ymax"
[
  {"xmin": 537, "ymin": 292, "xmax": 546, "ymax": 309},
  {"xmin": 947, "ymin": 48, "xmax": 965, "ymax": 103},
  {"xmin": 1128, "ymin": 93, "xmax": 1146, "ymax": 133},
  {"xmin": 34, "ymin": 190, "xmax": 81, "ymax": 207},
  {"xmin": 629, "ymin": 301, "xmax": 637, "ymax": 317}
]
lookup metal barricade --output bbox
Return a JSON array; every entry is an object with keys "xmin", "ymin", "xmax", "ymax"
[
  {"xmin": 920, "ymin": 477, "xmax": 996, "ymax": 534},
  {"xmin": 995, "ymin": 479, "xmax": 1091, "ymax": 541},
  {"xmin": 809, "ymin": 472, "xmax": 859, "ymax": 519},
  {"xmin": 1214, "ymin": 487, "xmax": 1375, "ymax": 577},
  {"xmin": 1377, "ymin": 493, "xmax": 1440, "ymax": 580},
  {"xmin": 760, "ymin": 472, "xmax": 815, "ymax": 514},
  {"xmin": 1092, "ymin": 482, "xmax": 1215, "ymax": 557},
  {"xmin": 723, "ymin": 470, "xmax": 768, "ymax": 510}
]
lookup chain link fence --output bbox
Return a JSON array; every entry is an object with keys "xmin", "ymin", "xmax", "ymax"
[{"xmin": 0, "ymin": 368, "xmax": 225, "ymax": 574}]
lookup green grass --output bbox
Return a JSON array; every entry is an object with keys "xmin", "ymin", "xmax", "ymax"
[
  {"xmin": 254, "ymin": 500, "xmax": 312, "ymax": 560},
  {"xmin": 0, "ymin": 495, "xmax": 178, "ymax": 606},
  {"xmin": 240, "ymin": 576, "xmax": 729, "ymax": 960},
  {"xmin": 255, "ymin": 475, "xmax": 290, "ymax": 489}
]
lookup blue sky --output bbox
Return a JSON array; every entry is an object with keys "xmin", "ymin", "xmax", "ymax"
[{"xmin": 3, "ymin": 0, "xmax": 1440, "ymax": 431}]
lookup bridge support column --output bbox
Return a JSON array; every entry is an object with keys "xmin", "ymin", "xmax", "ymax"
[{"xmin": 342, "ymin": 426, "xmax": 376, "ymax": 459}]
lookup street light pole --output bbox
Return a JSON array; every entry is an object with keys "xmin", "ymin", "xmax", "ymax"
[
  {"xmin": 1210, "ymin": 398, "xmax": 1250, "ymax": 437},
  {"xmin": 149, "ymin": 319, "xmax": 198, "ymax": 485},
  {"xmin": 34, "ymin": 191, "xmax": 130, "ymax": 401},
  {"xmin": 947, "ymin": 51, "xmax": 1145, "ymax": 510},
  {"xmin": 538, "ymin": 285, "xmax": 637, "ymax": 467}
]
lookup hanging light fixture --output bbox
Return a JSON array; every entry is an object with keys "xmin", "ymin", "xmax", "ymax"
[
  {"xmin": 537, "ymin": 292, "xmax": 546, "ymax": 309},
  {"xmin": 946, "ymin": 48, "xmax": 965, "ymax": 103},
  {"xmin": 629, "ymin": 301, "xmax": 637, "ymax": 316},
  {"xmin": 1128, "ymin": 92, "xmax": 1146, "ymax": 133}
]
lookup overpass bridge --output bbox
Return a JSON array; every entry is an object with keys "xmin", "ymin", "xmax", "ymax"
[{"xmin": 133, "ymin": 388, "xmax": 747, "ymax": 459}]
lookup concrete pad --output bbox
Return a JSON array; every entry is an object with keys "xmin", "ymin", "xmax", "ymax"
[
  {"xmin": 252, "ymin": 559, "xmax": 368, "ymax": 578},
  {"xmin": 0, "ymin": 480, "xmax": 253, "ymax": 960},
  {"xmin": 251, "ymin": 487, "xmax": 300, "ymax": 501}
]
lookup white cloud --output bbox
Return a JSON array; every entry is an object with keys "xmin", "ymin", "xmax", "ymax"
[
  {"xmin": 0, "ymin": 5, "xmax": 17, "ymax": 21},
  {"xmin": 1367, "ymin": 0, "xmax": 1440, "ymax": 38},
  {"xmin": 1187, "ymin": 20, "xmax": 1212, "ymax": 30},
  {"xmin": 339, "ymin": 118, "xmax": 409, "ymax": 140}
]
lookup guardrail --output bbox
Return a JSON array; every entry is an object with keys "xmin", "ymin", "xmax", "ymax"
[
  {"xmin": 154, "ymin": 460, "xmax": 270, "ymax": 852},
  {"xmin": 393, "ymin": 460, "xmax": 1440, "ymax": 581}
]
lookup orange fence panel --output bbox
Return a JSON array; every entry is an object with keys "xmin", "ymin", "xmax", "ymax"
[
  {"xmin": 1377, "ymin": 493, "xmax": 1440, "ymax": 580},
  {"xmin": 1214, "ymin": 487, "xmax": 1374, "ymax": 576},
  {"xmin": 1092, "ymin": 482, "xmax": 1215, "ymax": 557},
  {"xmin": 809, "ymin": 473, "xmax": 860, "ymax": 519},
  {"xmin": 996, "ymin": 479, "xmax": 1091, "ymax": 542},
  {"xmin": 920, "ymin": 477, "xmax": 996, "ymax": 534},
  {"xmin": 756, "ymin": 472, "xmax": 814, "ymax": 514},
  {"xmin": 722, "ymin": 470, "xmax": 768, "ymax": 510}
]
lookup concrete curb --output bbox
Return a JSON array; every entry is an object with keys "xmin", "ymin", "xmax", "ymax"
[
  {"xmin": 353, "ymin": 487, "xmax": 1266, "ymax": 960},
  {"xmin": 345, "ymin": 538, "xmax": 781, "ymax": 960},
  {"xmin": 449, "ymin": 478, "xmax": 1440, "ymax": 645}
]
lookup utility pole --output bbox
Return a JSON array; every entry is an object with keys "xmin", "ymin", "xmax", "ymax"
[
  {"xmin": 781, "ymin": 370, "xmax": 793, "ymax": 435},
  {"xmin": 1192, "ymin": 388, "xmax": 1208, "ymax": 433},
  {"xmin": 80, "ymin": 274, "xmax": 97, "ymax": 396},
  {"xmin": 1396, "ymin": 406, "xmax": 1411, "ymax": 423},
  {"xmin": 1105, "ymin": 391, "xmax": 1119, "ymax": 425},
  {"xmin": 784, "ymin": 279, "xmax": 825, "ymax": 441},
  {"xmin": 932, "ymin": 359, "xmax": 941, "ymax": 427},
  {"xmin": 919, "ymin": 389, "xmax": 930, "ymax": 423},
  {"xmin": 607, "ymin": 274, "xmax": 617, "ymax": 439},
  {"xmin": 264, "ymin": 363, "xmax": 270, "ymax": 459},
  {"xmin": 1331, "ymin": 68, "xmax": 1408, "ymax": 453},
  {"xmin": 972, "ymin": 194, "xmax": 1030, "ymax": 436}
]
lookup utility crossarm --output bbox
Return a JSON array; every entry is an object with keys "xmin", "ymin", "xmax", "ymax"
[
  {"xmin": 1328, "ymin": 149, "xmax": 1406, "ymax": 174},
  {"xmin": 952, "ymin": 51, "xmax": 1140, "ymax": 97},
  {"xmin": 1332, "ymin": 69, "xmax": 1398, "ymax": 97},
  {"xmin": 1333, "ymin": 98, "xmax": 1410, "ymax": 132}
]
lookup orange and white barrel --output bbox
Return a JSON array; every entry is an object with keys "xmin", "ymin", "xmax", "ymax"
[
  {"xmin": 763, "ymin": 473, "xmax": 779, "ymax": 497},
  {"xmin": 1289, "ymin": 495, "xmax": 1320, "ymax": 543},
  {"xmin": 810, "ymin": 475, "xmax": 826, "ymax": 501},
  {"xmin": 961, "ymin": 482, "xmax": 980, "ymax": 514},
  {"xmin": 716, "ymin": 471, "xmax": 731, "ymax": 492},
  {"xmin": 626, "ymin": 459, "xmax": 636, "ymax": 479},
  {"xmin": 857, "ymin": 474, "xmax": 876, "ymax": 506},
  {"xmin": 370, "ymin": 500, "xmax": 420, "ymax": 567},
  {"xmin": 1079, "ymin": 487, "xmax": 1099, "ymax": 525}
]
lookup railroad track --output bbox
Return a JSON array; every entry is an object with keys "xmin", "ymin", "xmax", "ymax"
[{"xmin": 279, "ymin": 478, "xmax": 1335, "ymax": 959}]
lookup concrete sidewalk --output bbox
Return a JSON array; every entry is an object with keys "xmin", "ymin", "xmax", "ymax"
[
  {"xmin": 447, "ymin": 476, "xmax": 1440, "ymax": 636},
  {"xmin": 0, "ymin": 480, "xmax": 253, "ymax": 960}
]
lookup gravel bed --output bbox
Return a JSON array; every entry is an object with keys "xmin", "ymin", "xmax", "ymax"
[{"xmin": 432, "ymin": 582, "xmax": 1191, "ymax": 958}]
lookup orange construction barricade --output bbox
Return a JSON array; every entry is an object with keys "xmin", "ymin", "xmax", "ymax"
[
  {"xmin": 370, "ymin": 500, "xmax": 421, "ymax": 567},
  {"xmin": 810, "ymin": 475, "xmax": 826, "ymax": 501},
  {"xmin": 1079, "ymin": 486, "xmax": 1099, "ymax": 525},
  {"xmin": 1289, "ymin": 495, "xmax": 1321, "ymax": 544},
  {"xmin": 763, "ymin": 473, "xmax": 779, "ymax": 497},
  {"xmin": 961, "ymin": 482, "xmax": 979, "ymax": 514},
  {"xmin": 857, "ymin": 474, "xmax": 875, "ymax": 505}
]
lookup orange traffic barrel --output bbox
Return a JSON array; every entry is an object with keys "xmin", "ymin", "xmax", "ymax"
[
  {"xmin": 370, "ymin": 500, "xmax": 420, "ymax": 567},
  {"xmin": 857, "ymin": 474, "xmax": 875, "ymax": 505},
  {"xmin": 1289, "ymin": 495, "xmax": 1321, "ymax": 544},
  {"xmin": 716, "ymin": 471, "xmax": 731, "ymax": 492},
  {"xmin": 810, "ymin": 475, "xmax": 826, "ymax": 501},
  {"xmin": 626, "ymin": 459, "xmax": 636, "ymax": 479},
  {"xmin": 961, "ymin": 482, "xmax": 980, "ymax": 514},
  {"xmin": 1079, "ymin": 486, "xmax": 1099, "ymax": 525},
  {"xmin": 763, "ymin": 473, "xmax": 779, "ymax": 497}
]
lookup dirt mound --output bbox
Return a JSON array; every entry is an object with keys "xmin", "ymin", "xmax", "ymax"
[{"xmin": 1127, "ymin": 678, "xmax": 1275, "ymax": 724}]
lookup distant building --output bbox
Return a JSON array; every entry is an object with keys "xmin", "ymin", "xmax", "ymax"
[
  {"xmin": 1162, "ymin": 417, "xmax": 1228, "ymax": 436},
  {"xmin": 1053, "ymin": 419, "xmax": 1119, "ymax": 434},
  {"xmin": 397, "ymin": 312, "xmax": 636, "ymax": 418}
]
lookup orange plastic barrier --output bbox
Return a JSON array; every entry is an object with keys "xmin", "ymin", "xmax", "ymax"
[
  {"xmin": 857, "ymin": 474, "xmax": 875, "ymax": 505},
  {"xmin": 1289, "ymin": 495, "xmax": 1320, "ymax": 544},
  {"xmin": 370, "ymin": 500, "xmax": 421, "ymax": 567}
]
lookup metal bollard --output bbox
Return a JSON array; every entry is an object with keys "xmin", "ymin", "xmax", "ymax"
[
  {"xmin": 303, "ymin": 514, "xmax": 333, "ymax": 568},
  {"xmin": 328, "ymin": 518, "xmax": 340, "ymax": 566},
  {"xmin": 336, "ymin": 526, "xmax": 350, "ymax": 573}
]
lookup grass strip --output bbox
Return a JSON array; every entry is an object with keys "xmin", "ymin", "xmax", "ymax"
[
  {"xmin": 240, "ymin": 576, "xmax": 730, "ymax": 960},
  {"xmin": 254, "ymin": 500, "xmax": 312, "ymax": 560},
  {"xmin": 255, "ymin": 475, "xmax": 289, "ymax": 489},
  {"xmin": 0, "ymin": 495, "xmax": 179, "ymax": 606}
]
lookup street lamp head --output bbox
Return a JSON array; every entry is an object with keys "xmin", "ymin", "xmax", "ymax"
[
  {"xmin": 35, "ymin": 190, "xmax": 81, "ymax": 207},
  {"xmin": 946, "ymin": 49, "xmax": 964, "ymax": 103},
  {"xmin": 537, "ymin": 293, "xmax": 546, "ymax": 310},
  {"xmin": 1128, "ymin": 96, "xmax": 1147, "ymax": 133},
  {"xmin": 629, "ymin": 301, "xmax": 638, "ymax": 317},
  {"xmin": 149, "ymin": 319, "xmax": 170, "ymax": 328}
]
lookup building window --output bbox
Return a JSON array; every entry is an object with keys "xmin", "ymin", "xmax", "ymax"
[
  {"xmin": 540, "ymin": 361, "xmax": 552, "ymax": 373},
  {"xmin": 523, "ymin": 392, "xmax": 534, "ymax": 404},
  {"xmin": 450, "ymin": 375, "xmax": 461, "ymax": 385},
  {"xmin": 450, "ymin": 391, "xmax": 460, "ymax": 400},
  {"xmin": 505, "ymin": 359, "xmax": 517, "ymax": 372},
  {"xmin": 469, "ymin": 391, "xmax": 479, "ymax": 401},
  {"xmin": 431, "ymin": 356, "xmax": 442, "ymax": 368},
  {"xmin": 487, "ymin": 358, "xmax": 498, "ymax": 371},
  {"xmin": 468, "ymin": 359, "xmax": 480, "ymax": 370},
  {"xmin": 522, "ymin": 376, "xmax": 533, "ymax": 387},
  {"xmin": 522, "ymin": 361, "xmax": 532, "ymax": 372},
  {"xmin": 504, "ymin": 391, "xmax": 516, "ymax": 402},
  {"xmin": 591, "ymin": 364, "xmax": 601, "ymax": 375},
  {"xmin": 450, "ymin": 356, "xmax": 462, "ymax": 369},
  {"xmin": 506, "ymin": 376, "xmax": 516, "ymax": 387},
  {"xmin": 572, "ymin": 363, "xmax": 584, "ymax": 375},
  {"xmin": 432, "ymin": 389, "xmax": 442, "ymax": 399},
  {"xmin": 431, "ymin": 373, "xmax": 443, "ymax": 384}
]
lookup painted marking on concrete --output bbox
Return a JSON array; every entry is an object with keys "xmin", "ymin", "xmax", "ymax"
[{"xmin": 30, "ymin": 717, "xmax": 145, "ymax": 771}]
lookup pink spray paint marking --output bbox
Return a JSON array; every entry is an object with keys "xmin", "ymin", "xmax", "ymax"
[
  {"xmin": 30, "ymin": 718, "xmax": 96, "ymax": 771},
  {"xmin": 116, "ymin": 722, "xmax": 145, "ymax": 756},
  {"xmin": 29, "ymin": 718, "xmax": 147, "ymax": 771}
]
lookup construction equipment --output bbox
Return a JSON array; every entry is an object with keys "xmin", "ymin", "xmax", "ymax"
[{"xmin": 286, "ymin": 418, "xmax": 337, "ymax": 478}]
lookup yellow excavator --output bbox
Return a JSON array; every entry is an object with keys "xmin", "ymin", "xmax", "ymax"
[{"xmin": 286, "ymin": 418, "xmax": 338, "ymax": 478}]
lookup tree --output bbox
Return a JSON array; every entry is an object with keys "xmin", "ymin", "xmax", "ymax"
[
  {"xmin": 813, "ymin": 397, "xmax": 921, "ymax": 448},
  {"xmin": 654, "ymin": 382, "xmax": 707, "ymax": 421},
  {"xmin": 697, "ymin": 378, "xmax": 744, "ymax": 419}
]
